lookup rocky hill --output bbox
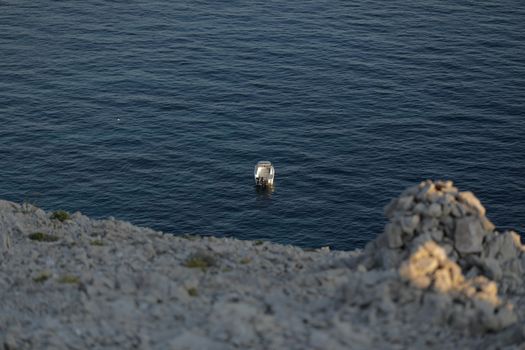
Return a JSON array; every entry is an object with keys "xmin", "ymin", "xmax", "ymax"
[{"xmin": 1, "ymin": 180, "xmax": 524, "ymax": 349}]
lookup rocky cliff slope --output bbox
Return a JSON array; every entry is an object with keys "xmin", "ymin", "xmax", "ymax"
[{"xmin": 1, "ymin": 181, "xmax": 524, "ymax": 349}]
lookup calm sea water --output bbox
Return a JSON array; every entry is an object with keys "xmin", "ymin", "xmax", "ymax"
[{"xmin": 1, "ymin": 0, "xmax": 524, "ymax": 250}]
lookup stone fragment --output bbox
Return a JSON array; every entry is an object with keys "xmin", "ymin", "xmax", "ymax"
[
  {"xmin": 421, "ymin": 217, "xmax": 439, "ymax": 233},
  {"xmin": 397, "ymin": 195, "xmax": 414, "ymax": 211},
  {"xmin": 441, "ymin": 216, "xmax": 455, "ymax": 237},
  {"xmin": 426, "ymin": 203, "xmax": 442, "ymax": 218},
  {"xmin": 441, "ymin": 260, "xmax": 464, "ymax": 286},
  {"xmin": 481, "ymin": 258, "xmax": 502, "ymax": 280},
  {"xmin": 449, "ymin": 203, "xmax": 462, "ymax": 218},
  {"xmin": 433, "ymin": 268, "xmax": 453, "ymax": 292},
  {"xmin": 400, "ymin": 215, "xmax": 420, "ymax": 235},
  {"xmin": 412, "ymin": 202, "xmax": 427, "ymax": 215},
  {"xmin": 400, "ymin": 242, "xmax": 444, "ymax": 288},
  {"xmin": 441, "ymin": 203, "xmax": 452, "ymax": 217},
  {"xmin": 484, "ymin": 304, "xmax": 517, "ymax": 332},
  {"xmin": 385, "ymin": 223, "xmax": 403, "ymax": 248},
  {"xmin": 458, "ymin": 191, "xmax": 486, "ymax": 217},
  {"xmin": 411, "ymin": 232, "xmax": 432, "ymax": 249},
  {"xmin": 413, "ymin": 257, "xmax": 438, "ymax": 275},
  {"xmin": 430, "ymin": 229, "xmax": 443, "ymax": 242},
  {"xmin": 468, "ymin": 276, "xmax": 499, "ymax": 305},
  {"xmin": 411, "ymin": 275, "xmax": 432, "ymax": 289},
  {"xmin": 497, "ymin": 231, "xmax": 521, "ymax": 262},
  {"xmin": 444, "ymin": 193, "xmax": 456, "ymax": 204},
  {"xmin": 454, "ymin": 217, "xmax": 485, "ymax": 254}
]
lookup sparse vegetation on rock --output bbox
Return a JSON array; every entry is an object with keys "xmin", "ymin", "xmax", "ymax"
[
  {"xmin": 50, "ymin": 210, "xmax": 70, "ymax": 222},
  {"xmin": 90, "ymin": 240, "xmax": 104, "ymax": 246},
  {"xmin": 28, "ymin": 232, "xmax": 59, "ymax": 242},
  {"xmin": 58, "ymin": 275, "xmax": 80, "ymax": 284},
  {"xmin": 183, "ymin": 253, "xmax": 216, "ymax": 269},
  {"xmin": 187, "ymin": 287, "xmax": 198, "ymax": 297},
  {"xmin": 33, "ymin": 271, "xmax": 51, "ymax": 283}
]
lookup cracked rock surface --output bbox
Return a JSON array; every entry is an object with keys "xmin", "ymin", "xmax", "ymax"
[{"xmin": 1, "ymin": 181, "xmax": 524, "ymax": 349}]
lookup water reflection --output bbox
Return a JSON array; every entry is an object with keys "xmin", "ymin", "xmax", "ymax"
[{"xmin": 254, "ymin": 185, "xmax": 275, "ymax": 200}]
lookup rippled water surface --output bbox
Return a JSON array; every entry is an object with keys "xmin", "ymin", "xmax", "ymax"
[{"xmin": 1, "ymin": 0, "xmax": 524, "ymax": 249}]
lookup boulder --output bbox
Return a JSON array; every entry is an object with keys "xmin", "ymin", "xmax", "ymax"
[
  {"xmin": 480, "ymin": 258, "xmax": 503, "ymax": 281},
  {"xmin": 454, "ymin": 217, "xmax": 485, "ymax": 254},
  {"xmin": 385, "ymin": 223, "xmax": 403, "ymax": 249},
  {"xmin": 426, "ymin": 203, "xmax": 442, "ymax": 218},
  {"xmin": 397, "ymin": 195, "xmax": 414, "ymax": 212},
  {"xmin": 400, "ymin": 215, "xmax": 420, "ymax": 235}
]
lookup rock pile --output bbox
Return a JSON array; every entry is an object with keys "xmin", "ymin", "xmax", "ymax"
[{"xmin": 360, "ymin": 180, "xmax": 524, "ymax": 333}]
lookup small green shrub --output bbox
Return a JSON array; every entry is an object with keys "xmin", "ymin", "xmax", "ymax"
[
  {"xmin": 58, "ymin": 275, "xmax": 80, "ymax": 284},
  {"xmin": 187, "ymin": 287, "xmax": 198, "ymax": 297},
  {"xmin": 240, "ymin": 257, "xmax": 252, "ymax": 265},
  {"xmin": 33, "ymin": 271, "xmax": 51, "ymax": 283},
  {"xmin": 29, "ymin": 232, "xmax": 59, "ymax": 242},
  {"xmin": 253, "ymin": 240, "xmax": 264, "ymax": 246},
  {"xmin": 183, "ymin": 254, "xmax": 216, "ymax": 269},
  {"xmin": 90, "ymin": 240, "xmax": 104, "ymax": 246},
  {"xmin": 51, "ymin": 210, "xmax": 70, "ymax": 222}
]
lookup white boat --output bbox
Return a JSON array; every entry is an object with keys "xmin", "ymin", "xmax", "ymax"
[{"xmin": 254, "ymin": 161, "xmax": 275, "ymax": 187}]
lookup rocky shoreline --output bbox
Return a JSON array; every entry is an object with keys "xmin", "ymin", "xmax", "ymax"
[{"xmin": 1, "ymin": 181, "xmax": 524, "ymax": 349}]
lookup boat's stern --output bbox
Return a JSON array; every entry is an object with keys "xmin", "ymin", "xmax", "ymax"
[{"xmin": 254, "ymin": 161, "xmax": 275, "ymax": 188}]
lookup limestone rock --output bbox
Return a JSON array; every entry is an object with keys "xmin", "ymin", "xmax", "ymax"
[
  {"xmin": 458, "ymin": 191, "xmax": 486, "ymax": 216},
  {"xmin": 481, "ymin": 258, "xmax": 503, "ymax": 281},
  {"xmin": 400, "ymin": 215, "xmax": 420, "ymax": 235},
  {"xmin": 454, "ymin": 217, "xmax": 485, "ymax": 254},
  {"xmin": 397, "ymin": 195, "xmax": 414, "ymax": 212},
  {"xmin": 426, "ymin": 203, "xmax": 442, "ymax": 218},
  {"xmin": 385, "ymin": 223, "xmax": 403, "ymax": 249}
]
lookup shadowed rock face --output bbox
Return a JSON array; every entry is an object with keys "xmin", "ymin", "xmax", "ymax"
[{"xmin": 0, "ymin": 181, "xmax": 524, "ymax": 349}]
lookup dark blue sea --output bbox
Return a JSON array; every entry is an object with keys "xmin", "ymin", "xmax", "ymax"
[{"xmin": 1, "ymin": 0, "xmax": 524, "ymax": 250}]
